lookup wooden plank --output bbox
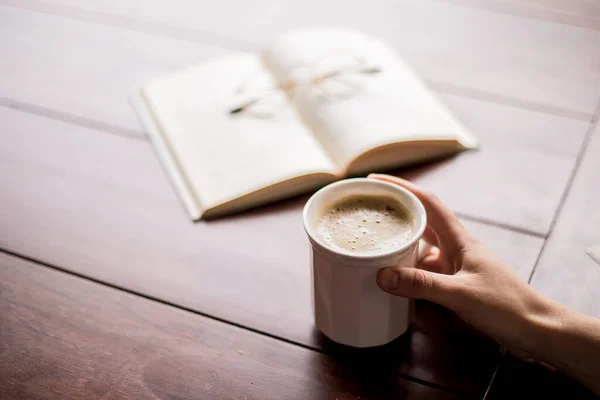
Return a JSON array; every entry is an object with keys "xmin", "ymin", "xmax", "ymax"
[
  {"xmin": 0, "ymin": 6, "xmax": 591, "ymax": 233},
  {"xmin": 531, "ymin": 122, "xmax": 600, "ymax": 318},
  {"xmin": 462, "ymin": 219, "xmax": 542, "ymax": 282},
  {"xmin": 1, "ymin": 2, "xmax": 599, "ymax": 121},
  {"xmin": 0, "ymin": 4, "xmax": 228, "ymax": 134},
  {"xmin": 484, "ymin": 353, "xmax": 597, "ymax": 399},
  {"xmin": 0, "ymin": 107, "xmax": 551, "ymax": 394},
  {"xmin": 407, "ymin": 93, "xmax": 588, "ymax": 235},
  {"xmin": 0, "ymin": 253, "xmax": 465, "ymax": 400},
  {"xmin": 439, "ymin": 0, "xmax": 600, "ymax": 30}
]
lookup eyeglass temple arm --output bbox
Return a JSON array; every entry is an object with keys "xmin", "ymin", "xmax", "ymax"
[
  {"xmin": 230, "ymin": 65, "xmax": 381, "ymax": 114},
  {"xmin": 229, "ymin": 84, "xmax": 297, "ymax": 114}
]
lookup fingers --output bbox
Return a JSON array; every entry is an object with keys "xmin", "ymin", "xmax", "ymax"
[
  {"xmin": 377, "ymin": 266, "xmax": 457, "ymax": 306},
  {"xmin": 369, "ymin": 174, "xmax": 474, "ymax": 260},
  {"xmin": 419, "ymin": 227, "xmax": 453, "ymax": 274},
  {"xmin": 419, "ymin": 246, "xmax": 453, "ymax": 274},
  {"xmin": 422, "ymin": 225, "xmax": 439, "ymax": 248},
  {"xmin": 417, "ymin": 228, "xmax": 437, "ymax": 261},
  {"xmin": 368, "ymin": 174, "xmax": 462, "ymax": 235},
  {"xmin": 370, "ymin": 174, "xmax": 475, "ymax": 305}
]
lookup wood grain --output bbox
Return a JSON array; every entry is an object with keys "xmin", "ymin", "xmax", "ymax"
[
  {"xmin": 2, "ymin": 1, "xmax": 599, "ymax": 121},
  {"xmin": 1, "ymin": 1, "xmax": 597, "ymax": 397},
  {"xmin": 0, "ymin": 106, "xmax": 553, "ymax": 394},
  {"xmin": 484, "ymin": 353, "xmax": 598, "ymax": 399},
  {"xmin": 0, "ymin": 4, "xmax": 590, "ymax": 231},
  {"xmin": 0, "ymin": 4, "xmax": 228, "ymax": 133},
  {"xmin": 407, "ymin": 93, "xmax": 588, "ymax": 235},
  {"xmin": 0, "ymin": 252, "xmax": 466, "ymax": 400},
  {"xmin": 531, "ymin": 122, "xmax": 600, "ymax": 318},
  {"xmin": 0, "ymin": 5, "xmax": 591, "ymax": 234}
]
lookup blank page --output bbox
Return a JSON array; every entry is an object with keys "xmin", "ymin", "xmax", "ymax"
[
  {"xmin": 264, "ymin": 28, "xmax": 477, "ymax": 169},
  {"xmin": 142, "ymin": 53, "xmax": 336, "ymax": 211}
]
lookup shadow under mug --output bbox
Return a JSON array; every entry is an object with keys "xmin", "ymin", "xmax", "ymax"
[{"xmin": 302, "ymin": 178, "xmax": 427, "ymax": 348}]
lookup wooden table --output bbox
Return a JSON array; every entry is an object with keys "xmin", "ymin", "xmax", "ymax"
[{"xmin": 1, "ymin": 1, "xmax": 599, "ymax": 398}]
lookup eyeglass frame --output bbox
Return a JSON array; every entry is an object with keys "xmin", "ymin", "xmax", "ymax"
[{"xmin": 228, "ymin": 54, "xmax": 382, "ymax": 115}]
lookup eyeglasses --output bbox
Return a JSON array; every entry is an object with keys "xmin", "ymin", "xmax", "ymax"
[{"xmin": 229, "ymin": 54, "xmax": 381, "ymax": 117}]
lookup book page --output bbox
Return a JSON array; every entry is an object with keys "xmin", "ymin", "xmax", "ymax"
[
  {"xmin": 141, "ymin": 53, "xmax": 337, "ymax": 213},
  {"xmin": 263, "ymin": 28, "xmax": 477, "ymax": 172}
]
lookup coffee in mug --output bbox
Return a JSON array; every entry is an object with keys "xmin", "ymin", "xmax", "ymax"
[
  {"xmin": 303, "ymin": 178, "xmax": 427, "ymax": 348},
  {"xmin": 316, "ymin": 194, "xmax": 415, "ymax": 255}
]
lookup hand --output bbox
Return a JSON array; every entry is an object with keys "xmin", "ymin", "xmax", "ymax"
[
  {"xmin": 369, "ymin": 174, "xmax": 554, "ymax": 358},
  {"xmin": 370, "ymin": 174, "xmax": 600, "ymax": 394}
]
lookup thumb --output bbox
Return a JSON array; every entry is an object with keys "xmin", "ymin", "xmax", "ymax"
[{"xmin": 377, "ymin": 266, "xmax": 455, "ymax": 305}]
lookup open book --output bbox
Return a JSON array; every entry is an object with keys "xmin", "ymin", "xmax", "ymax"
[{"xmin": 132, "ymin": 28, "xmax": 477, "ymax": 220}]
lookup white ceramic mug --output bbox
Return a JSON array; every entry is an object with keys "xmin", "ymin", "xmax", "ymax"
[{"xmin": 302, "ymin": 178, "xmax": 427, "ymax": 348}]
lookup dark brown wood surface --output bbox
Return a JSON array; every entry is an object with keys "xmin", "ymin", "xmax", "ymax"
[
  {"xmin": 4, "ymin": 104, "xmax": 576, "ymax": 394},
  {"xmin": 1, "ymin": 0, "xmax": 599, "ymax": 398},
  {"xmin": 0, "ymin": 106, "xmax": 507, "ymax": 395},
  {"xmin": 484, "ymin": 353, "xmax": 598, "ymax": 399},
  {"xmin": 0, "ymin": 252, "xmax": 466, "ymax": 400}
]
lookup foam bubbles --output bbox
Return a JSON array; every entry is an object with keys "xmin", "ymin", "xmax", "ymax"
[{"xmin": 315, "ymin": 194, "xmax": 414, "ymax": 255}]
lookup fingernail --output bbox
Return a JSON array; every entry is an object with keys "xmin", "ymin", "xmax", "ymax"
[
  {"xmin": 367, "ymin": 173, "xmax": 381, "ymax": 179},
  {"xmin": 378, "ymin": 268, "xmax": 399, "ymax": 290}
]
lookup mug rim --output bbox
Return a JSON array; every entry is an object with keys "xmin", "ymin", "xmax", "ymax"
[{"xmin": 302, "ymin": 178, "xmax": 427, "ymax": 263}]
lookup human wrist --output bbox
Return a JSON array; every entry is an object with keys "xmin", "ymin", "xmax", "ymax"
[
  {"xmin": 519, "ymin": 292, "xmax": 596, "ymax": 373},
  {"xmin": 520, "ymin": 294, "xmax": 600, "ymax": 395},
  {"xmin": 518, "ymin": 291, "xmax": 568, "ymax": 363}
]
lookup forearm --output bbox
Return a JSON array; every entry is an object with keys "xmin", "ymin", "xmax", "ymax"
[{"xmin": 526, "ymin": 299, "xmax": 600, "ymax": 395}]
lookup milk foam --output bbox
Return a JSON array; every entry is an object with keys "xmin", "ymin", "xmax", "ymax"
[{"xmin": 316, "ymin": 194, "xmax": 414, "ymax": 255}]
